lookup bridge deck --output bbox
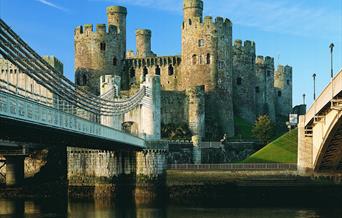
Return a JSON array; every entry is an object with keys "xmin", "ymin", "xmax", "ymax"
[{"xmin": 305, "ymin": 69, "xmax": 342, "ymax": 126}]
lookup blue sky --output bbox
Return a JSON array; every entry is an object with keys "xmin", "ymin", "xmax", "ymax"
[{"xmin": 0, "ymin": 0, "xmax": 341, "ymax": 108}]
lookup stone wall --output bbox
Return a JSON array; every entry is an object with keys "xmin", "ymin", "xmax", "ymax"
[{"xmin": 161, "ymin": 91, "xmax": 187, "ymax": 125}]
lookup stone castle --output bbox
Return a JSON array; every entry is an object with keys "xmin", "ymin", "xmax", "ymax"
[{"xmin": 74, "ymin": 0, "xmax": 293, "ymax": 140}]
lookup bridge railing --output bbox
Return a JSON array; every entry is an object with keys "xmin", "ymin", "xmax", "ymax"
[
  {"xmin": 0, "ymin": 90, "xmax": 145, "ymax": 148},
  {"xmin": 168, "ymin": 163, "xmax": 298, "ymax": 171}
]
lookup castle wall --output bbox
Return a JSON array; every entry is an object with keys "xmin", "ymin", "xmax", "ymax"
[
  {"xmin": 233, "ymin": 40, "xmax": 256, "ymax": 123},
  {"xmin": 161, "ymin": 91, "xmax": 188, "ymax": 125},
  {"xmin": 255, "ymin": 56, "xmax": 276, "ymax": 122},
  {"xmin": 0, "ymin": 57, "xmax": 62, "ymax": 106},
  {"xmin": 274, "ymin": 65, "xmax": 293, "ymax": 117}
]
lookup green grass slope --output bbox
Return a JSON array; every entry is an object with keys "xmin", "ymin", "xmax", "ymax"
[{"xmin": 242, "ymin": 129, "xmax": 298, "ymax": 163}]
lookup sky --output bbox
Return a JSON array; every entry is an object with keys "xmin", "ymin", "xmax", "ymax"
[{"xmin": 0, "ymin": 0, "xmax": 341, "ymax": 108}]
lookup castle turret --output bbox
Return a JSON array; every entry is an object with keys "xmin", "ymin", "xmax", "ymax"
[
  {"xmin": 136, "ymin": 29, "xmax": 155, "ymax": 58},
  {"xmin": 106, "ymin": 6, "xmax": 127, "ymax": 59},
  {"xmin": 233, "ymin": 39, "xmax": 257, "ymax": 123},
  {"xmin": 274, "ymin": 65, "xmax": 293, "ymax": 117},
  {"xmin": 183, "ymin": 0, "xmax": 203, "ymax": 22}
]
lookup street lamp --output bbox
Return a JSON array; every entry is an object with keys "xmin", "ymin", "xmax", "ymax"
[
  {"xmin": 330, "ymin": 43, "xmax": 334, "ymax": 78},
  {"xmin": 313, "ymin": 73, "xmax": 317, "ymax": 100}
]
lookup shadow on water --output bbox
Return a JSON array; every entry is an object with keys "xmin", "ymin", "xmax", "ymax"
[{"xmin": 0, "ymin": 188, "xmax": 342, "ymax": 218}]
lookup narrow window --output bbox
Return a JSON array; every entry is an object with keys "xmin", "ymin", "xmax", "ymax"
[
  {"xmin": 237, "ymin": 77, "xmax": 242, "ymax": 85},
  {"xmin": 287, "ymin": 80, "xmax": 290, "ymax": 85},
  {"xmin": 189, "ymin": 19, "xmax": 192, "ymax": 25},
  {"xmin": 130, "ymin": 67, "xmax": 135, "ymax": 78},
  {"xmin": 278, "ymin": 91, "xmax": 282, "ymax": 97},
  {"xmin": 155, "ymin": 65, "xmax": 161, "ymax": 76},
  {"xmin": 168, "ymin": 64, "xmax": 174, "ymax": 76},
  {"xmin": 206, "ymin": 53, "xmax": 211, "ymax": 64},
  {"xmin": 100, "ymin": 42, "xmax": 106, "ymax": 51},
  {"xmin": 143, "ymin": 66, "xmax": 148, "ymax": 77},
  {"xmin": 255, "ymin": 87, "xmax": 260, "ymax": 93},
  {"xmin": 192, "ymin": 54, "xmax": 197, "ymax": 65},
  {"xmin": 267, "ymin": 70, "xmax": 271, "ymax": 77},
  {"xmin": 82, "ymin": 74, "xmax": 87, "ymax": 85},
  {"xmin": 198, "ymin": 39, "xmax": 204, "ymax": 47},
  {"xmin": 113, "ymin": 57, "xmax": 117, "ymax": 66}
]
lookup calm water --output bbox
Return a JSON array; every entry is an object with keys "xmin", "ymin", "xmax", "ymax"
[{"xmin": 0, "ymin": 198, "xmax": 342, "ymax": 218}]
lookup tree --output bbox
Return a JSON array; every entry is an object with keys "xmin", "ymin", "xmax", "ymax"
[{"xmin": 252, "ymin": 115, "xmax": 274, "ymax": 145}]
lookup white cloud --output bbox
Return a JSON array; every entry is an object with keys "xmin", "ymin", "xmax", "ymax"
[
  {"xmin": 91, "ymin": 0, "xmax": 342, "ymax": 39},
  {"xmin": 36, "ymin": 0, "xmax": 68, "ymax": 12}
]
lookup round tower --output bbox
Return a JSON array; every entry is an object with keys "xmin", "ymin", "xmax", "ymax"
[
  {"xmin": 183, "ymin": 0, "xmax": 203, "ymax": 21},
  {"xmin": 106, "ymin": 6, "xmax": 127, "ymax": 59},
  {"xmin": 136, "ymin": 29, "xmax": 152, "ymax": 58}
]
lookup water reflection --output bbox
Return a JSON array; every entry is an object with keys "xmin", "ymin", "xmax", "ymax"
[{"xmin": 0, "ymin": 198, "xmax": 341, "ymax": 218}]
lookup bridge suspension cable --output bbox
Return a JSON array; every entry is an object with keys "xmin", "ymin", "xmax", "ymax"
[{"xmin": 0, "ymin": 19, "xmax": 146, "ymax": 116}]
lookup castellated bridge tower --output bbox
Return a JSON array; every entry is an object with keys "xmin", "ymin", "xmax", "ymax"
[
  {"xmin": 255, "ymin": 56, "xmax": 276, "ymax": 122},
  {"xmin": 136, "ymin": 29, "xmax": 156, "ymax": 58},
  {"xmin": 181, "ymin": 0, "xmax": 234, "ymax": 138},
  {"xmin": 74, "ymin": 6, "xmax": 127, "ymax": 95},
  {"xmin": 274, "ymin": 65, "xmax": 293, "ymax": 117},
  {"xmin": 233, "ymin": 40, "xmax": 257, "ymax": 123}
]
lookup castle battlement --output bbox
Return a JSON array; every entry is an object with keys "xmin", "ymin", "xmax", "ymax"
[
  {"xmin": 106, "ymin": 6, "xmax": 127, "ymax": 15},
  {"xmin": 255, "ymin": 56, "xmax": 274, "ymax": 66},
  {"xmin": 234, "ymin": 39, "xmax": 256, "ymax": 55},
  {"xmin": 74, "ymin": 24, "xmax": 118, "ymax": 36},
  {"xmin": 183, "ymin": 15, "xmax": 231, "ymax": 31},
  {"xmin": 126, "ymin": 56, "xmax": 181, "ymax": 69}
]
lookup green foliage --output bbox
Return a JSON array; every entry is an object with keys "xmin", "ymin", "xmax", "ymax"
[
  {"xmin": 161, "ymin": 122, "xmax": 192, "ymax": 140},
  {"xmin": 242, "ymin": 128, "xmax": 298, "ymax": 163},
  {"xmin": 234, "ymin": 116, "xmax": 254, "ymax": 139},
  {"xmin": 252, "ymin": 115, "xmax": 274, "ymax": 144}
]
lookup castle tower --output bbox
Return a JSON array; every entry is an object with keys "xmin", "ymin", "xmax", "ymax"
[
  {"xmin": 274, "ymin": 65, "xmax": 293, "ymax": 117},
  {"xmin": 181, "ymin": 0, "xmax": 234, "ymax": 138},
  {"xmin": 233, "ymin": 40, "xmax": 257, "ymax": 123},
  {"xmin": 136, "ymin": 29, "xmax": 155, "ymax": 58},
  {"xmin": 183, "ymin": 0, "xmax": 203, "ymax": 22},
  {"xmin": 255, "ymin": 56, "xmax": 276, "ymax": 122},
  {"xmin": 74, "ymin": 6, "xmax": 127, "ymax": 95},
  {"xmin": 107, "ymin": 6, "xmax": 127, "ymax": 59}
]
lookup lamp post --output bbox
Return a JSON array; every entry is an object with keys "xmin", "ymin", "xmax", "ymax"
[
  {"xmin": 313, "ymin": 73, "xmax": 317, "ymax": 100},
  {"xmin": 330, "ymin": 43, "xmax": 334, "ymax": 78}
]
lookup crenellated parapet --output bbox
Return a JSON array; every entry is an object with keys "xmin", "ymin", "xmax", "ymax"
[
  {"xmin": 74, "ymin": 24, "xmax": 118, "ymax": 38},
  {"xmin": 126, "ymin": 56, "xmax": 181, "ymax": 69}
]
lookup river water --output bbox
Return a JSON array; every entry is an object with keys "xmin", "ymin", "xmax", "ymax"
[{"xmin": 0, "ymin": 198, "xmax": 341, "ymax": 218}]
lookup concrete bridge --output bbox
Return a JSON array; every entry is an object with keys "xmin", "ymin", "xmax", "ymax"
[
  {"xmin": 0, "ymin": 18, "xmax": 166, "ymax": 191},
  {"xmin": 298, "ymin": 69, "xmax": 342, "ymax": 175}
]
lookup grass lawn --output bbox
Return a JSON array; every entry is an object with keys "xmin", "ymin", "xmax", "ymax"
[{"xmin": 242, "ymin": 128, "xmax": 298, "ymax": 163}]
